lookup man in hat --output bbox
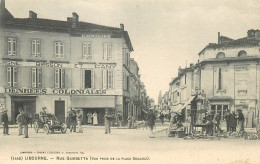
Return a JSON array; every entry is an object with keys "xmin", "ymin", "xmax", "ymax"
[
  {"xmin": 146, "ymin": 109, "xmax": 156, "ymax": 138},
  {"xmin": 16, "ymin": 108, "xmax": 23, "ymax": 136},
  {"xmin": 76, "ymin": 110, "xmax": 83, "ymax": 133},
  {"xmin": 40, "ymin": 107, "xmax": 47, "ymax": 123},
  {"xmin": 104, "ymin": 108, "xmax": 113, "ymax": 134},
  {"xmin": 1, "ymin": 109, "xmax": 9, "ymax": 136}
]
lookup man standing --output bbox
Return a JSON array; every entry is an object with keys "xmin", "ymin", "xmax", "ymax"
[
  {"xmin": 147, "ymin": 109, "xmax": 156, "ymax": 138},
  {"xmin": 20, "ymin": 109, "xmax": 29, "ymax": 138},
  {"xmin": 1, "ymin": 109, "xmax": 9, "ymax": 136},
  {"xmin": 69, "ymin": 110, "xmax": 77, "ymax": 133},
  {"xmin": 40, "ymin": 107, "xmax": 47, "ymax": 123},
  {"xmin": 225, "ymin": 110, "xmax": 231, "ymax": 132},
  {"xmin": 104, "ymin": 108, "xmax": 113, "ymax": 134},
  {"xmin": 16, "ymin": 108, "xmax": 23, "ymax": 136},
  {"xmin": 76, "ymin": 110, "xmax": 83, "ymax": 133}
]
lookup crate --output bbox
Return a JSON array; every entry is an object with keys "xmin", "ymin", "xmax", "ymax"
[{"xmin": 177, "ymin": 131, "xmax": 185, "ymax": 138}]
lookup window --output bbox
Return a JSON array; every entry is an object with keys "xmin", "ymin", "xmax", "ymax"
[
  {"xmin": 83, "ymin": 70, "xmax": 94, "ymax": 89},
  {"xmin": 103, "ymin": 43, "xmax": 112, "ymax": 60},
  {"xmin": 54, "ymin": 69, "xmax": 65, "ymax": 88},
  {"xmin": 211, "ymin": 104, "xmax": 229, "ymax": 120},
  {"xmin": 31, "ymin": 68, "xmax": 42, "ymax": 88},
  {"xmin": 32, "ymin": 40, "xmax": 41, "ymax": 57},
  {"xmin": 7, "ymin": 38, "xmax": 17, "ymax": 56},
  {"xmin": 7, "ymin": 67, "xmax": 18, "ymax": 87},
  {"xmin": 102, "ymin": 70, "xmax": 113, "ymax": 89},
  {"xmin": 216, "ymin": 52, "xmax": 225, "ymax": 58},
  {"xmin": 218, "ymin": 68, "xmax": 222, "ymax": 90},
  {"xmin": 184, "ymin": 74, "xmax": 187, "ymax": 85},
  {"xmin": 238, "ymin": 50, "xmax": 247, "ymax": 57},
  {"xmin": 55, "ymin": 42, "xmax": 64, "ymax": 58},
  {"xmin": 127, "ymin": 75, "xmax": 129, "ymax": 91},
  {"xmin": 82, "ymin": 43, "xmax": 92, "ymax": 59}
]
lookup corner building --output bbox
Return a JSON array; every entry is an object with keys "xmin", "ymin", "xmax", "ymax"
[{"xmin": 0, "ymin": 0, "xmax": 133, "ymax": 125}]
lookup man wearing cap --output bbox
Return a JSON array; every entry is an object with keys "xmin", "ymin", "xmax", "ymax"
[
  {"xmin": 104, "ymin": 108, "xmax": 113, "ymax": 134},
  {"xmin": 1, "ymin": 109, "xmax": 9, "ymax": 136}
]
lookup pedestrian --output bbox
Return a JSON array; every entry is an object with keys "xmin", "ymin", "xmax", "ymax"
[
  {"xmin": 76, "ymin": 110, "xmax": 83, "ymax": 133},
  {"xmin": 236, "ymin": 109, "xmax": 245, "ymax": 133},
  {"xmin": 117, "ymin": 112, "xmax": 122, "ymax": 128},
  {"xmin": 69, "ymin": 110, "xmax": 76, "ymax": 133},
  {"xmin": 146, "ymin": 109, "xmax": 156, "ymax": 138},
  {"xmin": 225, "ymin": 110, "xmax": 231, "ymax": 132},
  {"xmin": 104, "ymin": 108, "xmax": 113, "ymax": 134},
  {"xmin": 20, "ymin": 110, "xmax": 29, "ymax": 138},
  {"xmin": 16, "ymin": 108, "xmax": 23, "ymax": 136},
  {"xmin": 205, "ymin": 112, "xmax": 213, "ymax": 136},
  {"xmin": 92, "ymin": 111, "xmax": 98, "ymax": 126},
  {"xmin": 230, "ymin": 111, "xmax": 237, "ymax": 132},
  {"xmin": 1, "ymin": 109, "xmax": 9, "ymax": 136},
  {"xmin": 127, "ymin": 116, "xmax": 133, "ymax": 129},
  {"xmin": 40, "ymin": 107, "xmax": 47, "ymax": 123},
  {"xmin": 213, "ymin": 112, "xmax": 221, "ymax": 134},
  {"xmin": 186, "ymin": 114, "xmax": 192, "ymax": 135},
  {"xmin": 159, "ymin": 112, "xmax": 164, "ymax": 124}
]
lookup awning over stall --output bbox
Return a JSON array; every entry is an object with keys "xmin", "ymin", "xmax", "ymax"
[
  {"xmin": 71, "ymin": 96, "xmax": 115, "ymax": 108},
  {"xmin": 182, "ymin": 95, "xmax": 196, "ymax": 109}
]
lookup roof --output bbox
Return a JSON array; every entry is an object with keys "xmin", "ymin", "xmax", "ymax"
[
  {"xmin": 198, "ymin": 37, "xmax": 260, "ymax": 56},
  {"xmin": 2, "ymin": 8, "xmax": 133, "ymax": 51},
  {"xmin": 200, "ymin": 56, "xmax": 260, "ymax": 65}
]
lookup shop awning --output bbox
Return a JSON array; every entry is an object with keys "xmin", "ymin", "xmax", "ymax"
[
  {"xmin": 181, "ymin": 95, "xmax": 196, "ymax": 109},
  {"xmin": 170, "ymin": 104, "xmax": 183, "ymax": 113},
  {"xmin": 71, "ymin": 96, "xmax": 115, "ymax": 108}
]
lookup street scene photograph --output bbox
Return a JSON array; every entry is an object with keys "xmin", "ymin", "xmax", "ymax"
[{"xmin": 0, "ymin": 0, "xmax": 260, "ymax": 164}]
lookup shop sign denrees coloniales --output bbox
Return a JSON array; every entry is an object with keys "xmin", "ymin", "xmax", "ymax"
[{"xmin": 4, "ymin": 88, "xmax": 107, "ymax": 95}]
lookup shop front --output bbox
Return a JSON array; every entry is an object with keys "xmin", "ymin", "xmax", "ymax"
[
  {"xmin": 10, "ymin": 96, "xmax": 36, "ymax": 124},
  {"xmin": 71, "ymin": 95, "xmax": 116, "ymax": 126}
]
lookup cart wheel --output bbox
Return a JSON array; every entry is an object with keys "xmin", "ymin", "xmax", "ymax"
[
  {"xmin": 61, "ymin": 123, "xmax": 67, "ymax": 134},
  {"xmin": 33, "ymin": 122, "xmax": 39, "ymax": 133},
  {"xmin": 43, "ymin": 124, "xmax": 49, "ymax": 134}
]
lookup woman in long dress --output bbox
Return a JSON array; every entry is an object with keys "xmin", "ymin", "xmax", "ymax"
[{"xmin": 93, "ymin": 112, "xmax": 98, "ymax": 125}]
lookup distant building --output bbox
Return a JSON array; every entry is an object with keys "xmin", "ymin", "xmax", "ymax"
[{"xmin": 167, "ymin": 30, "xmax": 260, "ymax": 127}]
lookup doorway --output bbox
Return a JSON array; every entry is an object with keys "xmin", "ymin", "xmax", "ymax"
[{"xmin": 55, "ymin": 100, "xmax": 65, "ymax": 123}]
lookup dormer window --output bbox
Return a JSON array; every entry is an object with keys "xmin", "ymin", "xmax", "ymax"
[
  {"xmin": 216, "ymin": 52, "xmax": 225, "ymax": 58},
  {"xmin": 238, "ymin": 50, "xmax": 247, "ymax": 57}
]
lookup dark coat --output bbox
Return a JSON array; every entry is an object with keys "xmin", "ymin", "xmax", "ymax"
[
  {"xmin": 1, "ymin": 113, "xmax": 8, "ymax": 124},
  {"xmin": 230, "ymin": 114, "xmax": 237, "ymax": 127},
  {"xmin": 146, "ymin": 112, "xmax": 156, "ymax": 126}
]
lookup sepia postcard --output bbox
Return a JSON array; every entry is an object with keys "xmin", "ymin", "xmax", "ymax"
[{"xmin": 0, "ymin": 0, "xmax": 260, "ymax": 163}]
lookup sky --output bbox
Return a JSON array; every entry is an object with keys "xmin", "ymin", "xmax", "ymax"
[{"xmin": 5, "ymin": 0, "xmax": 260, "ymax": 104}]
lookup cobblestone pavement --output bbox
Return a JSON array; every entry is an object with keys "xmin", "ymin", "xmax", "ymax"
[{"xmin": 0, "ymin": 123, "xmax": 260, "ymax": 164}]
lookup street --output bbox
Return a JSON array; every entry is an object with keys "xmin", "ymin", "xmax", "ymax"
[{"xmin": 0, "ymin": 122, "xmax": 260, "ymax": 164}]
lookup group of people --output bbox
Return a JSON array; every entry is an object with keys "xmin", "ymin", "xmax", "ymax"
[{"xmin": 66, "ymin": 110, "xmax": 83, "ymax": 133}]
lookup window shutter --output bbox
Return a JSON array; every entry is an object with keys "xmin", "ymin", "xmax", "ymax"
[
  {"xmin": 61, "ymin": 69, "xmax": 65, "ymax": 88},
  {"xmin": 55, "ymin": 69, "xmax": 60, "ymax": 88},
  {"xmin": 108, "ymin": 44, "xmax": 112, "ymax": 60},
  {"xmin": 82, "ymin": 43, "xmax": 86, "ymax": 59},
  {"xmin": 32, "ymin": 40, "xmax": 36, "ymax": 56},
  {"xmin": 102, "ymin": 70, "xmax": 107, "ymax": 89},
  {"xmin": 7, "ymin": 67, "xmax": 11, "ymax": 87},
  {"xmin": 13, "ymin": 67, "xmax": 18, "ymax": 87},
  {"xmin": 108, "ymin": 70, "xmax": 113, "ymax": 89},
  {"xmin": 60, "ymin": 43, "xmax": 64, "ymax": 58},
  {"xmin": 55, "ymin": 42, "xmax": 59, "ymax": 58},
  {"xmin": 82, "ymin": 69, "xmax": 85, "ymax": 89},
  {"xmin": 32, "ymin": 68, "xmax": 36, "ymax": 88},
  {"xmin": 103, "ymin": 44, "xmax": 107, "ymax": 60},
  {"xmin": 12, "ymin": 39, "xmax": 16, "ymax": 55},
  {"xmin": 37, "ymin": 40, "xmax": 41, "ymax": 57},
  {"xmin": 8, "ymin": 39, "xmax": 12, "ymax": 55},
  {"xmin": 87, "ymin": 43, "xmax": 91, "ymax": 59},
  {"xmin": 38, "ymin": 68, "xmax": 42, "ymax": 87},
  {"xmin": 91, "ymin": 70, "xmax": 94, "ymax": 89}
]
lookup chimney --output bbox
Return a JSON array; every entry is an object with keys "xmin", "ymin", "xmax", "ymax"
[
  {"xmin": 190, "ymin": 63, "xmax": 194, "ymax": 67},
  {"xmin": 29, "ymin": 11, "xmax": 37, "ymax": 19},
  {"xmin": 218, "ymin": 32, "xmax": 220, "ymax": 44},
  {"xmin": 120, "ymin": 23, "xmax": 124, "ymax": 30},
  {"xmin": 72, "ymin": 12, "xmax": 79, "ymax": 28},
  {"xmin": 0, "ymin": 0, "xmax": 5, "ymax": 23},
  {"xmin": 247, "ymin": 29, "xmax": 256, "ymax": 38},
  {"xmin": 178, "ymin": 66, "xmax": 182, "ymax": 75}
]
